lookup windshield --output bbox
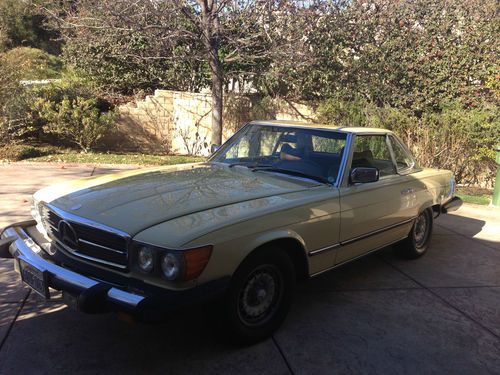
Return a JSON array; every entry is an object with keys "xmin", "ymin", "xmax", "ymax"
[{"xmin": 210, "ymin": 124, "xmax": 348, "ymax": 184}]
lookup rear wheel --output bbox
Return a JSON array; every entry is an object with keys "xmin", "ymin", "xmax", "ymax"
[
  {"xmin": 222, "ymin": 248, "xmax": 295, "ymax": 344},
  {"xmin": 397, "ymin": 208, "xmax": 433, "ymax": 259}
]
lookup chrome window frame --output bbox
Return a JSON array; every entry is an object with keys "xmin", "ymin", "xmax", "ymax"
[
  {"xmin": 340, "ymin": 133, "xmax": 399, "ymax": 186},
  {"xmin": 387, "ymin": 134, "xmax": 418, "ymax": 175},
  {"xmin": 209, "ymin": 122, "xmax": 352, "ymax": 188}
]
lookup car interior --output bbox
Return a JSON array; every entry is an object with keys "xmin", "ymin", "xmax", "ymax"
[{"xmin": 270, "ymin": 132, "xmax": 345, "ymax": 182}]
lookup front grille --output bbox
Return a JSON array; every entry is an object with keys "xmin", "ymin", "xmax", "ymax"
[{"xmin": 41, "ymin": 206, "xmax": 129, "ymax": 270}]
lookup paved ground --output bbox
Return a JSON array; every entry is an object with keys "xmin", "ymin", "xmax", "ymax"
[{"xmin": 0, "ymin": 162, "xmax": 499, "ymax": 375}]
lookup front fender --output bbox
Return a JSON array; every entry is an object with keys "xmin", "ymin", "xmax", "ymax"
[
  {"xmin": 189, "ymin": 227, "xmax": 309, "ymax": 284},
  {"xmin": 241, "ymin": 228, "xmax": 307, "ymax": 257}
]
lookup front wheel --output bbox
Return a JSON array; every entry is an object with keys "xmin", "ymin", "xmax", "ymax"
[
  {"xmin": 397, "ymin": 208, "xmax": 433, "ymax": 259},
  {"xmin": 222, "ymin": 248, "xmax": 295, "ymax": 344}
]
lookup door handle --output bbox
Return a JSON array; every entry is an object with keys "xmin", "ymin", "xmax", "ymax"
[{"xmin": 401, "ymin": 188, "xmax": 414, "ymax": 195}]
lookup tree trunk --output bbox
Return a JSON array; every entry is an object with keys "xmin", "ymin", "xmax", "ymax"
[
  {"xmin": 210, "ymin": 53, "xmax": 223, "ymax": 146},
  {"xmin": 199, "ymin": 0, "xmax": 223, "ymax": 146}
]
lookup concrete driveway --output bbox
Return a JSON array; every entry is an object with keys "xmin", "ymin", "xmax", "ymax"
[{"xmin": 0, "ymin": 162, "xmax": 499, "ymax": 374}]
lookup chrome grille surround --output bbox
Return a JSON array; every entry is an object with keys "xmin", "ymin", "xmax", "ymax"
[{"xmin": 41, "ymin": 204, "xmax": 130, "ymax": 270}]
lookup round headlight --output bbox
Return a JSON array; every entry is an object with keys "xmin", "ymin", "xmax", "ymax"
[
  {"xmin": 161, "ymin": 253, "xmax": 183, "ymax": 280},
  {"xmin": 137, "ymin": 247, "xmax": 154, "ymax": 273}
]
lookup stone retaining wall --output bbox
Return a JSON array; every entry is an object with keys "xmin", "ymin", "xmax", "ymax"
[{"xmin": 116, "ymin": 89, "xmax": 316, "ymax": 156}]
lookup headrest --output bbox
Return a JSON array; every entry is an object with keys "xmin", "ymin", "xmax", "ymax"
[
  {"xmin": 353, "ymin": 150, "xmax": 374, "ymax": 160},
  {"xmin": 281, "ymin": 144, "xmax": 304, "ymax": 158},
  {"xmin": 281, "ymin": 133, "xmax": 297, "ymax": 143}
]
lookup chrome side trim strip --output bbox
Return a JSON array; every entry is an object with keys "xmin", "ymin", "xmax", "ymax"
[
  {"xmin": 340, "ymin": 217, "xmax": 415, "ymax": 246},
  {"xmin": 78, "ymin": 239, "xmax": 125, "ymax": 254},
  {"xmin": 308, "ymin": 243, "xmax": 341, "ymax": 257},
  {"xmin": 310, "ymin": 236, "xmax": 408, "ymax": 277},
  {"xmin": 308, "ymin": 217, "xmax": 415, "ymax": 257}
]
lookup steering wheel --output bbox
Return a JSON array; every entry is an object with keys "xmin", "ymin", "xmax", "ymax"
[{"xmin": 300, "ymin": 159, "xmax": 322, "ymax": 170}]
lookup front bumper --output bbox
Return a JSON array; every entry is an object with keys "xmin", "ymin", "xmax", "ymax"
[{"xmin": 0, "ymin": 222, "xmax": 229, "ymax": 321}]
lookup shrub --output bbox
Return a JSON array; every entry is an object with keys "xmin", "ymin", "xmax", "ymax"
[
  {"xmin": 317, "ymin": 94, "xmax": 368, "ymax": 128},
  {"xmin": 414, "ymin": 102, "xmax": 499, "ymax": 186},
  {"xmin": 0, "ymin": 47, "xmax": 64, "ymax": 144},
  {"xmin": 318, "ymin": 99, "xmax": 500, "ymax": 186},
  {"xmin": 249, "ymin": 96, "xmax": 278, "ymax": 121},
  {"xmin": 1, "ymin": 68, "xmax": 115, "ymax": 151},
  {"xmin": 0, "ymin": 0, "xmax": 61, "ymax": 54},
  {"xmin": 1, "ymin": 47, "xmax": 63, "ymax": 79},
  {"xmin": 36, "ymin": 95, "xmax": 116, "ymax": 153}
]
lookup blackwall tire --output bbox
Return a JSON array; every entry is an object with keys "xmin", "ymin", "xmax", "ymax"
[
  {"xmin": 222, "ymin": 247, "xmax": 295, "ymax": 345},
  {"xmin": 397, "ymin": 208, "xmax": 433, "ymax": 259}
]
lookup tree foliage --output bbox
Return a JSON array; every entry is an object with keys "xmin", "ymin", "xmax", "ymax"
[
  {"xmin": 318, "ymin": 98, "xmax": 500, "ymax": 185},
  {"xmin": 0, "ymin": 0, "xmax": 60, "ymax": 54},
  {"xmin": 275, "ymin": 0, "xmax": 499, "ymax": 113},
  {"xmin": 45, "ymin": 0, "xmax": 304, "ymax": 144},
  {"xmin": 1, "ymin": 0, "xmax": 498, "ymax": 184},
  {"xmin": 1, "ymin": 47, "xmax": 62, "ymax": 79}
]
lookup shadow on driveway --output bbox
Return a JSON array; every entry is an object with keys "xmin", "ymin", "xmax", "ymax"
[{"xmin": 0, "ymin": 213, "xmax": 499, "ymax": 374}]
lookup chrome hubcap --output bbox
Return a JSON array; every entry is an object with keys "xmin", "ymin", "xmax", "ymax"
[
  {"xmin": 238, "ymin": 265, "xmax": 282, "ymax": 326},
  {"xmin": 414, "ymin": 212, "xmax": 429, "ymax": 248}
]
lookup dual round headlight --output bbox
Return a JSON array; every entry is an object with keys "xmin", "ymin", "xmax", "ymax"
[
  {"xmin": 160, "ymin": 252, "xmax": 183, "ymax": 280},
  {"xmin": 137, "ymin": 246, "xmax": 183, "ymax": 280},
  {"xmin": 137, "ymin": 247, "xmax": 154, "ymax": 273},
  {"xmin": 135, "ymin": 243, "xmax": 212, "ymax": 282}
]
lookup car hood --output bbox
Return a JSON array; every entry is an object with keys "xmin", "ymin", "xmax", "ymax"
[{"xmin": 36, "ymin": 163, "xmax": 315, "ymax": 234}]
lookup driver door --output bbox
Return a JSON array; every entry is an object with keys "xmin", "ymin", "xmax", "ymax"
[{"xmin": 335, "ymin": 134, "xmax": 414, "ymax": 265}]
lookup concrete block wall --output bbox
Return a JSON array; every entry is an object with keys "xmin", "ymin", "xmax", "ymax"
[{"xmin": 117, "ymin": 90, "xmax": 316, "ymax": 156}]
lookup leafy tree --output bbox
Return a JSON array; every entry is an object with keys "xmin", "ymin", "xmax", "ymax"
[
  {"xmin": 0, "ymin": 0, "xmax": 60, "ymax": 54},
  {"xmin": 1, "ymin": 47, "xmax": 62, "ymax": 79},
  {"xmin": 0, "ymin": 47, "xmax": 62, "ymax": 141},
  {"xmin": 44, "ymin": 0, "xmax": 302, "ymax": 145},
  {"xmin": 270, "ymin": 0, "xmax": 498, "ymax": 113}
]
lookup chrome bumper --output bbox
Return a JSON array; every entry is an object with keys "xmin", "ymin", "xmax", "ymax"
[
  {"xmin": 441, "ymin": 196, "xmax": 463, "ymax": 214},
  {"xmin": 0, "ymin": 223, "xmax": 145, "ymax": 310}
]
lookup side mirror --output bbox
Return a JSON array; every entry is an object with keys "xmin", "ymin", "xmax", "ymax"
[
  {"xmin": 350, "ymin": 167, "xmax": 379, "ymax": 184},
  {"xmin": 210, "ymin": 144, "xmax": 220, "ymax": 154}
]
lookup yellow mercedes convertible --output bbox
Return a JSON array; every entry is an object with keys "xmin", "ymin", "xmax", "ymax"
[{"xmin": 0, "ymin": 121, "xmax": 461, "ymax": 343}]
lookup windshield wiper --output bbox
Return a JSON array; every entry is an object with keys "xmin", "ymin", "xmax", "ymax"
[
  {"xmin": 251, "ymin": 166, "xmax": 331, "ymax": 185},
  {"xmin": 227, "ymin": 163, "xmax": 273, "ymax": 168}
]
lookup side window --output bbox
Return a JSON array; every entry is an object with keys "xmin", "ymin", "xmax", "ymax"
[
  {"xmin": 389, "ymin": 136, "xmax": 415, "ymax": 172},
  {"xmin": 259, "ymin": 130, "xmax": 281, "ymax": 156},
  {"xmin": 312, "ymin": 136, "xmax": 344, "ymax": 153},
  {"xmin": 225, "ymin": 133, "xmax": 251, "ymax": 159},
  {"xmin": 352, "ymin": 135, "xmax": 396, "ymax": 177}
]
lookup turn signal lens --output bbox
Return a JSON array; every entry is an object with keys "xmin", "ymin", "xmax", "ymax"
[{"xmin": 183, "ymin": 245, "xmax": 213, "ymax": 281}]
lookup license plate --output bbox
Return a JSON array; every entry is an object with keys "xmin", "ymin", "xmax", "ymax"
[{"xmin": 19, "ymin": 259, "xmax": 50, "ymax": 299}]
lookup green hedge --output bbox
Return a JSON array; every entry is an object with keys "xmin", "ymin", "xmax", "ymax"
[{"xmin": 318, "ymin": 99, "xmax": 500, "ymax": 186}]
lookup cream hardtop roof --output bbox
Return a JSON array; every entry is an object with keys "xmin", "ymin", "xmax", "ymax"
[{"xmin": 249, "ymin": 120, "xmax": 391, "ymax": 135}]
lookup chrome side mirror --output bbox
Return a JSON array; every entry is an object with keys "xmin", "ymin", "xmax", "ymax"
[
  {"xmin": 210, "ymin": 144, "xmax": 220, "ymax": 154},
  {"xmin": 350, "ymin": 167, "xmax": 379, "ymax": 184}
]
